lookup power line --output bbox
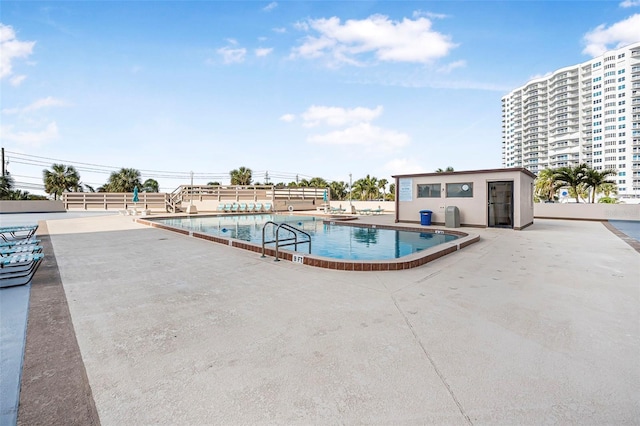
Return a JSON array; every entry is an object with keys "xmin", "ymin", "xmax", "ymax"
[{"xmin": 3, "ymin": 150, "xmax": 350, "ymax": 194}]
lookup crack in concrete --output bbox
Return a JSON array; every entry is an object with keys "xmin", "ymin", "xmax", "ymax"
[{"xmin": 391, "ymin": 294, "xmax": 473, "ymax": 425}]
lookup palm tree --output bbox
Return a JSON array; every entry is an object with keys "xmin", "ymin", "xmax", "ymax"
[
  {"xmin": 352, "ymin": 175, "xmax": 379, "ymax": 200},
  {"xmin": 81, "ymin": 183, "xmax": 96, "ymax": 192},
  {"xmin": 142, "ymin": 178, "xmax": 160, "ymax": 193},
  {"xmin": 104, "ymin": 168, "xmax": 142, "ymax": 192},
  {"xmin": 378, "ymin": 178, "xmax": 388, "ymax": 199},
  {"xmin": 553, "ymin": 164, "xmax": 588, "ymax": 203},
  {"xmin": 584, "ymin": 168, "xmax": 616, "ymax": 203},
  {"xmin": 534, "ymin": 168, "xmax": 562, "ymax": 202},
  {"xmin": 0, "ymin": 174, "xmax": 15, "ymax": 199},
  {"xmin": 599, "ymin": 182, "xmax": 618, "ymax": 197},
  {"xmin": 43, "ymin": 163, "xmax": 81, "ymax": 200},
  {"xmin": 229, "ymin": 166, "xmax": 252, "ymax": 185},
  {"xmin": 308, "ymin": 177, "xmax": 328, "ymax": 188},
  {"xmin": 435, "ymin": 167, "xmax": 454, "ymax": 173},
  {"xmin": 329, "ymin": 181, "xmax": 348, "ymax": 200},
  {"xmin": 388, "ymin": 183, "xmax": 396, "ymax": 201},
  {"xmin": 7, "ymin": 189, "xmax": 31, "ymax": 200},
  {"xmin": 207, "ymin": 181, "xmax": 221, "ymax": 186}
]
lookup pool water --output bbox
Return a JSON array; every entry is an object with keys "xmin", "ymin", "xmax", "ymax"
[{"xmin": 152, "ymin": 214, "xmax": 458, "ymax": 261}]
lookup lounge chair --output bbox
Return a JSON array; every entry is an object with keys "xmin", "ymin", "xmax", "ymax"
[
  {"xmin": 247, "ymin": 203, "xmax": 255, "ymax": 212},
  {"xmin": 0, "ymin": 252, "xmax": 44, "ymax": 288},
  {"xmin": 231, "ymin": 203, "xmax": 239, "ymax": 212},
  {"xmin": 223, "ymin": 203, "xmax": 233, "ymax": 212},
  {"xmin": 357, "ymin": 209, "xmax": 372, "ymax": 215},
  {"xmin": 239, "ymin": 203, "xmax": 247, "ymax": 212},
  {"xmin": 217, "ymin": 203, "xmax": 225, "ymax": 212},
  {"xmin": 0, "ymin": 225, "xmax": 38, "ymax": 242},
  {"xmin": 1, "ymin": 244, "xmax": 43, "ymax": 257},
  {"xmin": 264, "ymin": 203, "xmax": 272, "ymax": 212},
  {"xmin": 0, "ymin": 238, "xmax": 40, "ymax": 248},
  {"xmin": 255, "ymin": 203, "xmax": 263, "ymax": 212},
  {"xmin": 372, "ymin": 206, "xmax": 384, "ymax": 215}
]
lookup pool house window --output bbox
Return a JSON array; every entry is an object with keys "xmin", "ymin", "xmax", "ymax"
[
  {"xmin": 446, "ymin": 183, "xmax": 473, "ymax": 198},
  {"xmin": 417, "ymin": 183, "xmax": 441, "ymax": 198}
]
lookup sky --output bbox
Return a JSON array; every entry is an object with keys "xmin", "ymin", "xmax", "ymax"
[{"xmin": 2, "ymin": 1, "xmax": 640, "ymax": 193}]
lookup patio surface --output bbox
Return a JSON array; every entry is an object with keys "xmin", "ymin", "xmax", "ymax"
[{"xmin": 13, "ymin": 213, "xmax": 640, "ymax": 424}]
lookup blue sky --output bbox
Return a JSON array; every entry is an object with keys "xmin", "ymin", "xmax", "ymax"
[{"xmin": 2, "ymin": 1, "xmax": 640, "ymax": 193}]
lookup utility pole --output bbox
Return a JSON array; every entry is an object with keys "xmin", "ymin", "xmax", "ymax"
[
  {"xmin": 186, "ymin": 170, "xmax": 198, "ymax": 214},
  {"xmin": 265, "ymin": 171, "xmax": 270, "ymax": 185},
  {"xmin": 349, "ymin": 172, "xmax": 353, "ymax": 213},
  {"xmin": 1, "ymin": 148, "xmax": 5, "ymax": 176}
]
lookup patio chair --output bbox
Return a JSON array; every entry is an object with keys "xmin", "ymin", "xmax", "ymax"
[
  {"xmin": 264, "ymin": 203, "xmax": 272, "ymax": 212},
  {"xmin": 231, "ymin": 203, "xmax": 240, "ymax": 212},
  {"xmin": 0, "ymin": 252, "xmax": 44, "ymax": 288},
  {"xmin": 239, "ymin": 203, "xmax": 247, "ymax": 212},
  {"xmin": 223, "ymin": 203, "xmax": 233, "ymax": 212},
  {"xmin": 0, "ymin": 225, "xmax": 38, "ymax": 242},
  {"xmin": 217, "ymin": 203, "xmax": 225, "ymax": 212},
  {"xmin": 247, "ymin": 203, "xmax": 255, "ymax": 212},
  {"xmin": 255, "ymin": 203, "xmax": 263, "ymax": 212}
]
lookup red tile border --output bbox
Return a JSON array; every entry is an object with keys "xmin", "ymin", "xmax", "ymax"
[{"xmin": 136, "ymin": 217, "xmax": 479, "ymax": 271}]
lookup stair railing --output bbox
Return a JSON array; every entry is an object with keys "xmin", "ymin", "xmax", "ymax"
[{"xmin": 261, "ymin": 221, "xmax": 311, "ymax": 261}]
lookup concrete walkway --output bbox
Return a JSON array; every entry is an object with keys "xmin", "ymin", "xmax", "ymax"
[{"xmin": 19, "ymin": 214, "xmax": 640, "ymax": 424}]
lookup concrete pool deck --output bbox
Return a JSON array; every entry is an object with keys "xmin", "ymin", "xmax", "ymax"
[{"xmin": 13, "ymin": 213, "xmax": 640, "ymax": 424}]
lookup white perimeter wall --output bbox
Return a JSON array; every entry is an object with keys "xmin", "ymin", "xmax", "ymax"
[
  {"xmin": 534, "ymin": 203, "xmax": 640, "ymax": 221},
  {"xmin": 0, "ymin": 200, "xmax": 65, "ymax": 214}
]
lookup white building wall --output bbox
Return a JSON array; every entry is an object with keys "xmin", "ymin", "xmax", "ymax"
[
  {"xmin": 394, "ymin": 168, "xmax": 535, "ymax": 229},
  {"xmin": 502, "ymin": 42, "xmax": 640, "ymax": 200}
]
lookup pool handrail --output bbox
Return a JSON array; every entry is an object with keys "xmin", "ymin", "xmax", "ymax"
[{"xmin": 261, "ymin": 221, "xmax": 311, "ymax": 261}]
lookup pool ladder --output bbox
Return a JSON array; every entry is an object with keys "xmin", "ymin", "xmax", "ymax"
[{"xmin": 261, "ymin": 221, "xmax": 311, "ymax": 261}]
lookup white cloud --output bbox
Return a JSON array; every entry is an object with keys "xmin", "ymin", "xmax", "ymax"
[
  {"xmin": 255, "ymin": 47, "xmax": 273, "ymax": 57},
  {"xmin": 0, "ymin": 122, "xmax": 59, "ymax": 146},
  {"xmin": 0, "ymin": 23, "xmax": 36, "ymax": 79},
  {"xmin": 301, "ymin": 105, "xmax": 383, "ymax": 127},
  {"xmin": 2, "ymin": 96, "xmax": 68, "ymax": 115},
  {"xmin": 382, "ymin": 158, "xmax": 426, "ymax": 175},
  {"xmin": 9, "ymin": 75, "xmax": 26, "ymax": 86},
  {"xmin": 308, "ymin": 122, "xmax": 410, "ymax": 152},
  {"xmin": 582, "ymin": 14, "xmax": 640, "ymax": 57},
  {"xmin": 291, "ymin": 14, "xmax": 457, "ymax": 66},
  {"xmin": 263, "ymin": 2, "xmax": 277, "ymax": 12},
  {"xmin": 273, "ymin": 27, "xmax": 287, "ymax": 34},
  {"xmin": 217, "ymin": 46, "xmax": 247, "ymax": 64},
  {"xmin": 437, "ymin": 59, "xmax": 466, "ymax": 73},
  {"xmin": 279, "ymin": 113, "xmax": 295, "ymax": 122},
  {"xmin": 413, "ymin": 10, "xmax": 449, "ymax": 20},
  {"xmin": 620, "ymin": 0, "xmax": 640, "ymax": 7}
]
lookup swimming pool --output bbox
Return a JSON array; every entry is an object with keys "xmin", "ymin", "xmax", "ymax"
[{"xmin": 149, "ymin": 214, "xmax": 461, "ymax": 261}]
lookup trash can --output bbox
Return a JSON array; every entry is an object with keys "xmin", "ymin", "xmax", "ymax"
[
  {"xmin": 419, "ymin": 210, "xmax": 433, "ymax": 226},
  {"xmin": 445, "ymin": 206, "xmax": 460, "ymax": 228}
]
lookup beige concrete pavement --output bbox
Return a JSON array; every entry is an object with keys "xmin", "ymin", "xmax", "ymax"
[{"xmin": 42, "ymin": 214, "xmax": 639, "ymax": 424}]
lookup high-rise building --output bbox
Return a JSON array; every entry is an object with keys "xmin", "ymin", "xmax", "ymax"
[{"xmin": 501, "ymin": 41, "xmax": 640, "ymax": 199}]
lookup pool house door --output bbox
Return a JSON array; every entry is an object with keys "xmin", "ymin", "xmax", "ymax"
[{"xmin": 487, "ymin": 181, "xmax": 513, "ymax": 228}]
